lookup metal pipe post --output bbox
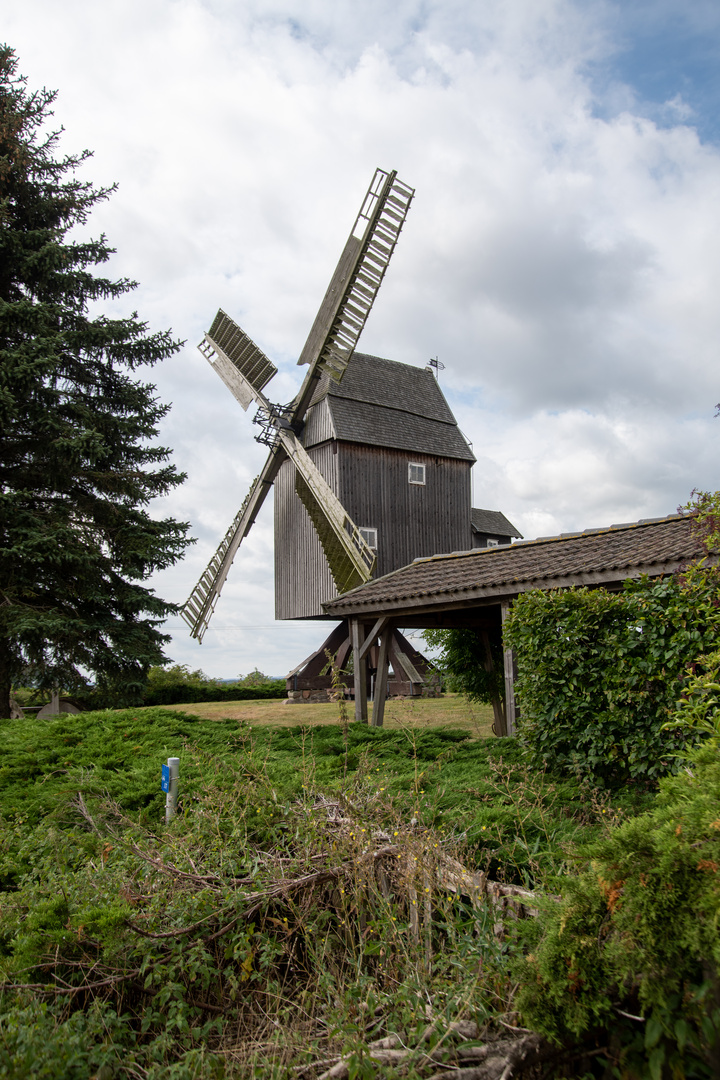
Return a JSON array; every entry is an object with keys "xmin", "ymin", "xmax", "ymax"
[{"xmin": 165, "ymin": 757, "xmax": 180, "ymax": 824}]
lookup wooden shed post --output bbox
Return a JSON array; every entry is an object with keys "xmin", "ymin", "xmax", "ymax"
[
  {"xmin": 501, "ymin": 601, "xmax": 517, "ymax": 737},
  {"xmin": 372, "ymin": 623, "xmax": 392, "ymax": 728},
  {"xmin": 480, "ymin": 628, "xmax": 507, "ymax": 737},
  {"xmin": 350, "ymin": 618, "xmax": 368, "ymax": 723}
]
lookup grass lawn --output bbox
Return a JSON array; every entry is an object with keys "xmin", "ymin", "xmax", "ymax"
[{"xmin": 155, "ymin": 690, "xmax": 495, "ymax": 734}]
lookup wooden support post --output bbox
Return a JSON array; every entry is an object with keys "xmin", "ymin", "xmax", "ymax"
[
  {"xmin": 501, "ymin": 601, "xmax": 517, "ymax": 737},
  {"xmin": 480, "ymin": 628, "xmax": 507, "ymax": 737},
  {"xmin": 350, "ymin": 618, "xmax": 368, "ymax": 724},
  {"xmin": 357, "ymin": 616, "xmax": 389, "ymax": 662},
  {"xmin": 371, "ymin": 623, "xmax": 392, "ymax": 728}
]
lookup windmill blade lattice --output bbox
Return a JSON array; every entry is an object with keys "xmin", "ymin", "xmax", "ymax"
[
  {"xmin": 198, "ymin": 309, "xmax": 277, "ymax": 411},
  {"xmin": 181, "ymin": 454, "xmax": 283, "ymax": 641},
  {"xmin": 183, "ymin": 167, "xmax": 412, "ymax": 640},
  {"xmin": 292, "ymin": 169, "xmax": 414, "ymax": 419},
  {"xmin": 277, "ymin": 428, "xmax": 376, "ymax": 595}
]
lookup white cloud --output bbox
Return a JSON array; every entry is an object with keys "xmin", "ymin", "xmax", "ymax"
[{"xmin": 6, "ymin": 0, "xmax": 720, "ymax": 675}]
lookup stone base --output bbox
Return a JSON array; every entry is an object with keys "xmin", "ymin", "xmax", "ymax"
[
  {"xmin": 284, "ymin": 689, "xmax": 335, "ymax": 704},
  {"xmin": 419, "ymin": 684, "xmax": 442, "ymax": 698}
]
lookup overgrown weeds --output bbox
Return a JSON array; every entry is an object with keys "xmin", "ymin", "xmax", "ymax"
[
  {"xmin": 0, "ymin": 706, "xmax": 657, "ymax": 1078},
  {"xmin": 1, "ymin": 740, "xmax": 541, "ymax": 1078},
  {"xmin": 515, "ymin": 739, "xmax": 720, "ymax": 1078}
]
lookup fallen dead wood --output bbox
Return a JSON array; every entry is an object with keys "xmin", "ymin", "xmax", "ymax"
[
  {"xmin": 434, "ymin": 851, "xmax": 540, "ymax": 916},
  {"xmin": 313, "ymin": 1028, "xmax": 547, "ymax": 1080},
  {"xmin": 312, "ymin": 798, "xmax": 548, "ymax": 921},
  {"xmin": 79, "ymin": 792, "xmax": 549, "ymax": 939},
  {"xmin": 36, "ymin": 788, "xmax": 558, "ymax": 1079}
]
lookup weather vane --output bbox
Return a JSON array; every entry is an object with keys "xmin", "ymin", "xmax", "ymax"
[{"xmin": 427, "ymin": 356, "xmax": 445, "ymax": 381}]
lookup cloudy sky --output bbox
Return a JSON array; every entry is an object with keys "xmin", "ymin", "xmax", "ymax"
[{"xmin": 6, "ymin": 0, "xmax": 720, "ymax": 677}]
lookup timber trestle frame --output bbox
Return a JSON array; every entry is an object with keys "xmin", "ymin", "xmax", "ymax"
[{"xmin": 285, "ymin": 619, "xmax": 441, "ymax": 727}]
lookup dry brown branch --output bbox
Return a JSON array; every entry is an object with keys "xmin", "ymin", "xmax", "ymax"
[
  {"xmin": 310, "ymin": 1018, "xmax": 545, "ymax": 1080},
  {"xmin": 4, "ymin": 967, "xmax": 143, "ymax": 996},
  {"xmin": 422, "ymin": 1034, "xmax": 544, "ymax": 1080},
  {"xmin": 126, "ymin": 844, "xmax": 402, "ymax": 942},
  {"xmin": 74, "ymin": 792, "xmax": 104, "ymax": 837},
  {"xmin": 126, "ymin": 903, "xmax": 237, "ymax": 940}
]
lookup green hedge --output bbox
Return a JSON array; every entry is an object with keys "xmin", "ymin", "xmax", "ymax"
[
  {"xmin": 503, "ymin": 572, "xmax": 720, "ymax": 783},
  {"xmin": 142, "ymin": 681, "xmax": 286, "ymax": 705},
  {"xmin": 60, "ymin": 681, "xmax": 287, "ymax": 711}
]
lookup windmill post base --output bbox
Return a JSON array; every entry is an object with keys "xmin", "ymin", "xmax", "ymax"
[{"xmin": 284, "ymin": 620, "xmax": 441, "ymax": 709}]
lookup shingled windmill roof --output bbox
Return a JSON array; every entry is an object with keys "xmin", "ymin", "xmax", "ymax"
[
  {"xmin": 471, "ymin": 508, "xmax": 523, "ymax": 539},
  {"xmin": 304, "ymin": 353, "xmax": 476, "ymax": 461}
]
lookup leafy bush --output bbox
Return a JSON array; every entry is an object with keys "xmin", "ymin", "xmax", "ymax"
[
  {"xmin": 0, "ymin": 1001, "xmax": 137, "ymax": 1079},
  {"xmin": 423, "ymin": 628, "xmax": 504, "ymax": 702},
  {"xmin": 515, "ymin": 737, "xmax": 720, "ymax": 1077},
  {"xmin": 235, "ymin": 668, "xmax": 274, "ymax": 687},
  {"xmin": 142, "ymin": 682, "xmax": 285, "ymax": 705},
  {"xmin": 146, "ymin": 664, "xmax": 222, "ymax": 689},
  {"xmin": 503, "ymin": 570, "xmax": 720, "ymax": 783},
  {"xmin": 665, "ymin": 648, "xmax": 720, "ymax": 740}
]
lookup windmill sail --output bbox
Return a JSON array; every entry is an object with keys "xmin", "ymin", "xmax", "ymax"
[
  {"xmin": 181, "ymin": 451, "xmax": 284, "ymax": 641},
  {"xmin": 199, "ymin": 310, "xmax": 277, "ymax": 411},
  {"xmin": 277, "ymin": 429, "xmax": 376, "ymax": 594},
  {"xmin": 184, "ymin": 167, "xmax": 411, "ymax": 639},
  {"xmin": 182, "ymin": 427, "xmax": 375, "ymax": 639},
  {"xmin": 292, "ymin": 169, "xmax": 414, "ymax": 418}
]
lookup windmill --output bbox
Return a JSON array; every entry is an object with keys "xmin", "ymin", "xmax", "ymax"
[{"xmin": 182, "ymin": 169, "xmax": 415, "ymax": 643}]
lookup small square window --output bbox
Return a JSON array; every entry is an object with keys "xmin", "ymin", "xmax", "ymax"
[
  {"xmin": 486, "ymin": 538, "xmax": 500, "ymax": 548},
  {"xmin": 408, "ymin": 462, "xmax": 426, "ymax": 485},
  {"xmin": 360, "ymin": 527, "xmax": 377, "ymax": 549}
]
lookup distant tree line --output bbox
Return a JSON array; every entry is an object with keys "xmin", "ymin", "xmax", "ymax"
[{"xmin": 141, "ymin": 665, "xmax": 285, "ymax": 705}]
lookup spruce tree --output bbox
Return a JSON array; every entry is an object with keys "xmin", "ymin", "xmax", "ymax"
[{"xmin": 0, "ymin": 47, "xmax": 192, "ymax": 717}]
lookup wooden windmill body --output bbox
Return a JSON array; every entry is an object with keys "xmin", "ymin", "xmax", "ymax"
[{"xmin": 276, "ymin": 352, "xmax": 476, "ymax": 620}]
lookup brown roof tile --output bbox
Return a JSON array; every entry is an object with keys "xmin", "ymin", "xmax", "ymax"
[{"xmin": 324, "ymin": 514, "xmax": 703, "ymax": 616}]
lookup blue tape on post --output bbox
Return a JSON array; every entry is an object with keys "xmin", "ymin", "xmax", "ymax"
[{"xmin": 161, "ymin": 764, "xmax": 170, "ymax": 793}]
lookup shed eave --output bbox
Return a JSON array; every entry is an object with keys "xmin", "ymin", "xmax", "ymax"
[{"xmin": 322, "ymin": 558, "xmax": 690, "ymax": 619}]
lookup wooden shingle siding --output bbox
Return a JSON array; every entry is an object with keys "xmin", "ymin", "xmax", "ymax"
[
  {"xmin": 305, "ymin": 353, "xmax": 475, "ymax": 463},
  {"xmin": 275, "ymin": 438, "xmax": 473, "ymax": 619},
  {"xmin": 275, "ymin": 351, "xmax": 475, "ymax": 620},
  {"xmin": 309, "ymin": 354, "xmax": 458, "ymax": 423},
  {"xmin": 274, "ymin": 443, "xmax": 338, "ymax": 620},
  {"xmin": 302, "ymin": 397, "xmax": 335, "ymax": 447},
  {"xmin": 470, "ymin": 508, "xmax": 522, "ymax": 540},
  {"xmin": 326, "ymin": 398, "xmax": 473, "ymax": 459},
  {"xmin": 338, "ymin": 444, "xmax": 472, "ymax": 578}
]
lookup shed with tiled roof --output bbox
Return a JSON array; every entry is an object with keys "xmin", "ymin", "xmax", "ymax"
[
  {"xmin": 471, "ymin": 508, "xmax": 523, "ymax": 548},
  {"xmin": 321, "ymin": 514, "xmax": 705, "ymax": 731}
]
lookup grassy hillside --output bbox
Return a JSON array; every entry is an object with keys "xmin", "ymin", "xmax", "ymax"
[{"xmin": 0, "ymin": 705, "xmax": 655, "ymax": 1078}]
